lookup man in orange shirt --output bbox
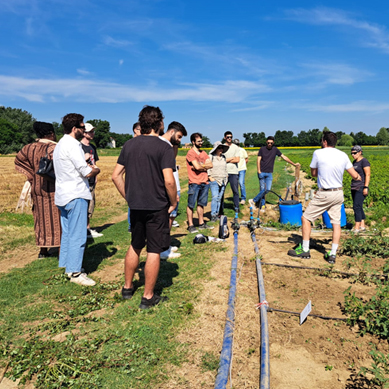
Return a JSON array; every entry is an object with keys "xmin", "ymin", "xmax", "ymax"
[{"xmin": 186, "ymin": 133, "xmax": 213, "ymax": 233}]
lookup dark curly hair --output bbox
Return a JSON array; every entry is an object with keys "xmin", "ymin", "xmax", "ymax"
[
  {"xmin": 138, "ymin": 106, "xmax": 164, "ymax": 135},
  {"xmin": 33, "ymin": 121, "xmax": 55, "ymax": 139},
  {"xmin": 62, "ymin": 113, "xmax": 84, "ymax": 134}
]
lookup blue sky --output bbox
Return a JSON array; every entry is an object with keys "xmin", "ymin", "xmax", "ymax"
[{"xmin": 1, "ymin": 0, "xmax": 389, "ymax": 143}]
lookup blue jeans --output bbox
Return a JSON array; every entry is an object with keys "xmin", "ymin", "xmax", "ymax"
[
  {"xmin": 238, "ymin": 170, "xmax": 246, "ymax": 201},
  {"xmin": 128, "ymin": 207, "xmax": 131, "ymax": 231},
  {"xmin": 170, "ymin": 190, "xmax": 180, "ymax": 218},
  {"xmin": 187, "ymin": 183, "xmax": 209, "ymax": 209},
  {"xmin": 253, "ymin": 172, "xmax": 273, "ymax": 208},
  {"xmin": 57, "ymin": 198, "xmax": 88, "ymax": 273},
  {"xmin": 210, "ymin": 181, "xmax": 226, "ymax": 216}
]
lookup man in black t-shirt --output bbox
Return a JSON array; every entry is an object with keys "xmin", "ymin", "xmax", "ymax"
[
  {"xmin": 112, "ymin": 106, "xmax": 177, "ymax": 310},
  {"xmin": 81, "ymin": 123, "xmax": 102, "ymax": 238},
  {"xmin": 249, "ymin": 136, "xmax": 299, "ymax": 211}
]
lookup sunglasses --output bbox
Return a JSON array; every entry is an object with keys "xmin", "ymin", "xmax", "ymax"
[
  {"xmin": 78, "ymin": 125, "xmax": 86, "ymax": 130},
  {"xmin": 267, "ymin": 142, "xmax": 274, "ymax": 145},
  {"xmin": 226, "ymin": 136, "xmax": 232, "ymax": 139},
  {"xmin": 351, "ymin": 152, "xmax": 358, "ymax": 155}
]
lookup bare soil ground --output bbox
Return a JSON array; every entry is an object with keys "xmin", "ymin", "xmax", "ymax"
[{"xmin": 1, "ymin": 154, "xmax": 383, "ymax": 389}]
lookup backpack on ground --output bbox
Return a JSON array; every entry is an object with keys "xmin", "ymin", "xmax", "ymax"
[{"xmin": 219, "ymin": 215, "xmax": 229, "ymax": 239}]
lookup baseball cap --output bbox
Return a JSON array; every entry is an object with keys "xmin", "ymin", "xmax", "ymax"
[{"xmin": 84, "ymin": 123, "xmax": 95, "ymax": 133}]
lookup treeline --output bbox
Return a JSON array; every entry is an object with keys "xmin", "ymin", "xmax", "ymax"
[
  {"xmin": 243, "ymin": 127, "xmax": 389, "ymax": 147},
  {"xmin": 0, "ymin": 106, "xmax": 132, "ymax": 154}
]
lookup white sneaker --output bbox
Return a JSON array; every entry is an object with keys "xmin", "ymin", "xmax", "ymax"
[
  {"xmin": 172, "ymin": 220, "xmax": 179, "ymax": 227},
  {"xmin": 87, "ymin": 228, "xmax": 103, "ymax": 238},
  {"xmin": 66, "ymin": 268, "xmax": 85, "ymax": 278},
  {"xmin": 160, "ymin": 249, "xmax": 181, "ymax": 260},
  {"xmin": 170, "ymin": 246, "xmax": 178, "ymax": 252},
  {"xmin": 248, "ymin": 199, "xmax": 257, "ymax": 210},
  {"xmin": 240, "ymin": 200, "xmax": 246, "ymax": 205},
  {"xmin": 70, "ymin": 273, "xmax": 96, "ymax": 286}
]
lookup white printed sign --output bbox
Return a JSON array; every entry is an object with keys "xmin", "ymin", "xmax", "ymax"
[{"xmin": 300, "ymin": 300, "xmax": 312, "ymax": 325}]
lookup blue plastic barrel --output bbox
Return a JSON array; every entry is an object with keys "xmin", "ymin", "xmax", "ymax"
[
  {"xmin": 279, "ymin": 200, "xmax": 303, "ymax": 226},
  {"xmin": 322, "ymin": 203, "xmax": 347, "ymax": 228}
]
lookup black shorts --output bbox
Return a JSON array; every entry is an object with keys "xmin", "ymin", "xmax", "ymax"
[{"xmin": 130, "ymin": 206, "xmax": 170, "ymax": 253}]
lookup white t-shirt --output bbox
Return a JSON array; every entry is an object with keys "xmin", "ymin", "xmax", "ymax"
[
  {"xmin": 237, "ymin": 147, "xmax": 248, "ymax": 171},
  {"xmin": 223, "ymin": 143, "xmax": 240, "ymax": 175},
  {"xmin": 53, "ymin": 134, "xmax": 92, "ymax": 206},
  {"xmin": 310, "ymin": 147, "xmax": 352, "ymax": 189},
  {"xmin": 159, "ymin": 136, "xmax": 180, "ymax": 191}
]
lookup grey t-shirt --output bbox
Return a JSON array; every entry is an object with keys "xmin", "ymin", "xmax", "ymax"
[{"xmin": 351, "ymin": 158, "xmax": 370, "ymax": 190}]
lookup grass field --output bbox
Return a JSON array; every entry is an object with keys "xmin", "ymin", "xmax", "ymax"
[{"xmin": 1, "ymin": 146, "xmax": 389, "ymax": 388}]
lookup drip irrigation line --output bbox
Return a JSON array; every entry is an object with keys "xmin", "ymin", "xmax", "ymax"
[
  {"xmin": 260, "ymin": 261, "xmax": 387, "ymax": 279},
  {"xmin": 266, "ymin": 307, "xmax": 347, "ymax": 321},
  {"xmin": 214, "ymin": 230, "xmax": 239, "ymax": 389}
]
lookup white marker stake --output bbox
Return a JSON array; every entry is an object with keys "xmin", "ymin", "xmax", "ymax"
[{"xmin": 300, "ymin": 300, "xmax": 312, "ymax": 325}]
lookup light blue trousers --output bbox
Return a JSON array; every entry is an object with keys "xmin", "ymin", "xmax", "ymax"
[{"xmin": 58, "ymin": 198, "xmax": 88, "ymax": 273}]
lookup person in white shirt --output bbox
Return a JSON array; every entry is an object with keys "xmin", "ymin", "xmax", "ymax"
[
  {"xmin": 233, "ymin": 139, "xmax": 248, "ymax": 205},
  {"xmin": 159, "ymin": 121, "xmax": 187, "ymax": 259},
  {"xmin": 287, "ymin": 132, "xmax": 361, "ymax": 264},
  {"xmin": 53, "ymin": 113, "xmax": 100, "ymax": 286}
]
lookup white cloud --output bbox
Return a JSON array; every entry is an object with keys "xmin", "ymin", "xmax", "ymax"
[
  {"xmin": 119, "ymin": 59, "xmax": 124, "ymax": 66},
  {"xmin": 163, "ymin": 41, "xmax": 282, "ymax": 77},
  {"xmin": 103, "ymin": 36, "xmax": 133, "ymax": 48},
  {"xmin": 77, "ymin": 68, "xmax": 92, "ymax": 76},
  {"xmin": 0, "ymin": 75, "xmax": 270, "ymax": 103},
  {"xmin": 232, "ymin": 101, "xmax": 275, "ymax": 112},
  {"xmin": 285, "ymin": 7, "xmax": 389, "ymax": 54},
  {"xmin": 300, "ymin": 62, "xmax": 372, "ymax": 87},
  {"xmin": 298, "ymin": 101, "xmax": 389, "ymax": 113}
]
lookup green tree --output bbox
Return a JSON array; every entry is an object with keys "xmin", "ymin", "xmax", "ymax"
[
  {"xmin": 0, "ymin": 106, "xmax": 36, "ymax": 145},
  {"xmin": 338, "ymin": 134, "xmax": 354, "ymax": 147},
  {"xmin": 110, "ymin": 132, "xmax": 132, "ymax": 148},
  {"xmin": 0, "ymin": 118, "xmax": 23, "ymax": 154},
  {"xmin": 365, "ymin": 135, "xmax": 377, "ymax": 145},
  {"xmin": 274, "ymin": 130, "xmax": 295, "ymax": 146},
  {"xmin": 307, "ymin": 129, "xmax": 322, "ymax": 146},
  {"xmin": 376, "ymin": 127, "xmax": 389, "ymax": 145},
  {"xmin": 88, "ymin": 119, "xmax": 111, "ymax": 148},
  {"xmin": 297, "ymin": 130, "xmax": 309, "ymax": 146},
  {"xmin": 202, "ymin": 135, "xmax": 212, "ymax": 148},
  {"xmin": 243, "ymin": 132, "xmax": 267, "ymax": 147}
]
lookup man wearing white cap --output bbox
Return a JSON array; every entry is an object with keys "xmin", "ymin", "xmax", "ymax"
[{"xmin": 81, "ymin": 123, "xmax": 103, "ymax": 238}]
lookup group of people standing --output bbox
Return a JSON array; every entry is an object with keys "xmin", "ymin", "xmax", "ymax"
[{"xmin": 14, "ymin": 108, "xmax": 371, "ymax": 309}]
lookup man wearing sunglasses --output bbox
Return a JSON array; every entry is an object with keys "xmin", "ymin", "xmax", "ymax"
[
  {"xmin": 81, "ymin": 123, "xmax": 102, "ymax": 239},
  {"xmin": 54, "ymin": 113, "xmax": 100, "ymax": 286},
  {"xmin": 249, "ymin": 136, "xmax": 299, "ymax": 211},
  {"xmin": 221, "ymin": 131, "xmax": 241, "ymax": 212}
]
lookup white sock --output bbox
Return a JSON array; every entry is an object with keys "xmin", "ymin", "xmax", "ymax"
[
  {"xmin": 302, "ymin": 240, "xmax": 310, "ymax": 252},
  {"xmin": 160, "ymin": 248, "xmax": 171, "ymax": 256},
  {"xmin": 330, "ymin": 244, "xmax": 338, "ymax": 256}
]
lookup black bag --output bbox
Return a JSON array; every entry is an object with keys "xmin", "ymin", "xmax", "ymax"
[
  {"xmin": 193, "ymin": 234, "xmax": 209, "ymax": 244},
  {"xmin": 36, "ymin": 145, "xmax": 55, "ymax": 182},
  {"xmin": 219, "ymin": 215, "xmax": 229, "ymax": 239}
]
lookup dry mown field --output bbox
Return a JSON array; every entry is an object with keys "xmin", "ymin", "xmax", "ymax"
[{"xmin": 0, "ymin": 154, "xmax": 384, "ymax": 388}]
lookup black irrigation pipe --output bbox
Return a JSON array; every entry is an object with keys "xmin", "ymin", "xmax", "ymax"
[
  {"xmin": 214, "ymin": 214, "xmax": 240, "ymax": 389},
  {"xmin": 260, "ymin": 261, "xmax": 388, "ymax": 280}
]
